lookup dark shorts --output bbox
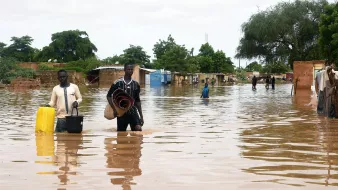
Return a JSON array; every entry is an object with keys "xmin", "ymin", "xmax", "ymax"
[
  {"xmin": 317, "ymin": 90, "xmax": 324, "ymax": 115},
  {"xmin": 55, "ymin": 118, "xmax": 67, "ymax": 133},
  {"xmin": 117, "ymin": 106, "xmax": 142, "ymax": 131}
]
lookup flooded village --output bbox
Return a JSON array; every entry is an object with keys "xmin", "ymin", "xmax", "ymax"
[{"xmin": 2, "ymin": 0, "xmax": 338, "ymax": 189}]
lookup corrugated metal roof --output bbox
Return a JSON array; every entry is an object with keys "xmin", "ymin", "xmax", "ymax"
[
  {"xmin": 93, "ymin": 66, "xmax": 124, "ymax": 70},
  {"xmin": 140, "ymin": 68, "xmax": 156, "ymax": 72}
]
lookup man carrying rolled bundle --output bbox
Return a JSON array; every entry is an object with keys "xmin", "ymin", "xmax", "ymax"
[{"xmin": 107, "ymin": 62, "xmax": 144, "ymax": 131}]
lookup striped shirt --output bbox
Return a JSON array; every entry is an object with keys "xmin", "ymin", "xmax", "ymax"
[{"xmin": 107, "ymin": 78, "xmax": 141, "ymax": 102}]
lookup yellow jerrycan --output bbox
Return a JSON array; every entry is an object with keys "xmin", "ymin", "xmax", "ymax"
[{"xmin": 35, "ymin": 107, "xmax": 55, "ymax": 133}]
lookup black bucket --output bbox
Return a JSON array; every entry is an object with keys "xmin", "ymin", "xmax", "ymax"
[{"xmin": 65, "ymin": 107, "xmax": 83, "ymax": 133}]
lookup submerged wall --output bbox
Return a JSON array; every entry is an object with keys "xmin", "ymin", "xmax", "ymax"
[{"xmin": 293, "ymin": 60, "xmax": 325, "ymax": 89}]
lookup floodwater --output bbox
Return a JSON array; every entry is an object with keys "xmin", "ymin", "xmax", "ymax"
[{"xmin": 0, "ymin": 84, "xmax": 338, "ymax": 190}]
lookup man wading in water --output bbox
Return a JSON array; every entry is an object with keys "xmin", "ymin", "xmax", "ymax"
[
  {"xmin": 107, "ymin": 62, "xmax": 144, "ymax": 131},
  {"xmin": 47, "ymin": 70, "xmax": 83, "ymax": 132}
]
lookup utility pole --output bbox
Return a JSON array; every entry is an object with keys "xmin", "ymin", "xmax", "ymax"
[{"xmin": 239, "ymin": 59, "xmax": 241, "ymax": 69}]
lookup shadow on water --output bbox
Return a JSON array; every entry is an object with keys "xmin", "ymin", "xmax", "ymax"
[{"xmin": 105, "ymin": 132, "xmax": 143, "ymax": 189}]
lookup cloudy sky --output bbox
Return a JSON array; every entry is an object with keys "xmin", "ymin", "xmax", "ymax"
[{"xmin": 0, "ymin": 0, "xmax": 335, "ymax": 67}]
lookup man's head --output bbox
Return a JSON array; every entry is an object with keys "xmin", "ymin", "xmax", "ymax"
[
  {"xmin": 205, "ymin": 83, "xmax": 208, "ymax": 87},
  {"xmin": 124, "ymin": 62, "xmax": 134, "ymax": 77},
  {"xmin": 57, "ymin": 69, "xmax": 68, "ymax": 84}
]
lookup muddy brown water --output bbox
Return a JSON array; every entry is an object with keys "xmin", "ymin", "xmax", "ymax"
[{"xmin": 0, "ymin": 84, "xmax": 338, "ymax": 189}]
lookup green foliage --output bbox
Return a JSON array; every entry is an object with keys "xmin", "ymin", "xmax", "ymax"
[
  {"xmin": 245, "ymin": 61, "xmax": 263, "ymax": 72},
  {"xmin": 199, "ymin": 43, "xmax": 214, "ymax": 57},
  {"xmin": 0, "ymin": 57, "xmax": 36, "ymax": 84},
  {"xmin": 197, "ymin": 43, "xmax": 234, "ymax": 73},
  {"xmin": 198, "ymin": 56, "xmax": 213, "ymax": 73},
  {"xmin": 65, "ymin": 57, "xmax": 102, "ymax": 74},
  {"xmin": 120, "ymin": 45, "xmax": 150, "ymax": 65},
  {"xmin": 2, "ymin": 36, "xmax": 36, "ymax": 62},
  {"xmin": 36, "ymin": 30, "xmax": 97, "ymax": 62},
  {"xmin": 235, "ymin": 68, "xmax": 247, "ymax": 81},
  {"xmin": 153, "ymin": 35, "xmax": 176, "ymax": 59},
  {"xmin": 16, "ymin": 68, "xmax": 36, "ymax": 78},
  {"xmin": 319, "ymin": 3, "xmax": 338, "ymax": 65},
  {"xmin": 102, "ymin": 55, "xmax": 122, "ymax": 65},
  {"xmin": 38, "ymin": 63, "xmax": 54, "ymax": 71},
  {"xmin": 0, "ymin": 42, "xmax": 6, "ymax": 57},
  {"xmin": 0, "ymin": 57, "xmax": 17, "ymax": 83},
  {"xmin": 152, "ymin": 37, "xmax": 234, "ymax": 73},
  {"xmin": 185, "ymin": 55, "xmax": 200, "ymax": 74},
  {"xmin": 154, "ymin": 44, "xmax": 189, "ymax": 71},
  {"xmin": 236, "ymin": 0, "xmax": 328, "ymax": 68},
  {"xmin": 212, "ymin": 50, "xmax": 234, "ymax": 73},
  {"xmin": 262, "ymin": 62, "xmax": 291, "ymax": 74}
]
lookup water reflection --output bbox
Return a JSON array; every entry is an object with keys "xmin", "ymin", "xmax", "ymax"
[
  {"xmin": 53, "ymin": 133, "xmax": 83, "ymax": 185},
  {"xmin": 35, "ymin": 133, "xmax": 54, "ymax": 156},
  {"xmin": 239, "ymin": 118, "xmax": 338, "ymax": 186},
  {"xmin": 105, "ymin": 132, "xmax": 143, "ymax": 189}
]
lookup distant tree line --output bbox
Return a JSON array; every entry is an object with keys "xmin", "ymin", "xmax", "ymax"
[
  {"xmin": 0, "ymin": 30, "xmax": 235, "ymax": 83},
  {"xmin": 236, "ymin": 0, "xmax": 338, "ymax": 70}
]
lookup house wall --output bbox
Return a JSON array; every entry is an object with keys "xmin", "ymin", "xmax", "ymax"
[
  {"xmin": 98, "ymin": 64, "xmax": 141, "ymax": 87},
  {"xmin": 37, "ymin": 70, "xmax": 83, "ymax": 87},
  {"xmin": 18, "ymin": 62, "xmax": 66, "ymax": 71},
  {"xmin": 293, "ymin": 60, "xmax": 325, "ymax": 89}
]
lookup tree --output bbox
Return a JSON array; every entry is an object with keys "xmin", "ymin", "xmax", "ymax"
[
  {"xmin": 186, "ymin": 55, "xmax": 200, "ymax": 73},
  {"xmin": 0, "ymin": 42, "xmax": 6, "ymax": 57},
  {"xmin": 236, "ymin": 0, "xmax": 328, "ymax": 68},
  {"xmin": 262, "ymin": 62, "xmax": 291, "ymax": 74},
  {"xmin": 198, "ymin": 43, "xmax": 215, "ymax": 73},
  {"xmin": 121, "ymin": 45, "xmax": 150, "ymax": 65},
  {"xmin": 197, "ymin": 43, "xmax": 234, "ymax": 73},
  {"xmin": 154, "ymin": 44, "xmax": 189, "ymax": 72},
  {"xmin": 212, "ymin": 50, "xmax": 234, "ymax": 73},
  {"xmin": 36, "ymin": 30, "xmax": 97, "ymax": 62},
  {"xmin": 2, "ymin": 36, "xmax": 35, "ymax": 61},
  {"xmin": 319, "ymin": 3, "xmax": 338, "ymax": 65},
  {"xmin": 153, "ymin": 34, "xmax": 176, "ymax": 59},
  {"xmin": 198, "ymin": 56, "xmax": 213, "ymax": 73},
  {"xmin": 102, "ymin": 55, "xmax": 123, "ymax": 65},
  {"xmin": 199, "ymin": 43, "xmax": 214, "ymax": 57},
  {"xmin": 245, "ymin": 61, "xmax": 263, "ymax": 72}
]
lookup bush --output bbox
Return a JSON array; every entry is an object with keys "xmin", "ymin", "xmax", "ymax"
[
  {"xmin": 38, "ymin": 63, "xmax": 54, "ymax": 71},
  {"xmin": 236, "ymin": 68, "xmax": 247, "ymax": 81},
  {"xmin": 16, "ymin": 68, "xmax": 36, "ymax": 78},
  {"xmin": 66, "ymin": 57, "xmax": 102, "ymax": 74},
  {"xmin": 0, "ymin": 57, "xmax": 36, "ymax": 83}
]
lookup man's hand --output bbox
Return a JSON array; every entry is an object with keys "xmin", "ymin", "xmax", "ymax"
[{"xmin": 72, "ymin": 101, "xmax": 78, "ymax": 108}]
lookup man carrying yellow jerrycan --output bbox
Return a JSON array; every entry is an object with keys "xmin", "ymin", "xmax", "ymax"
[{"xmin": 35, "ymin": 70, "xmax": 83, "ymax": 133}]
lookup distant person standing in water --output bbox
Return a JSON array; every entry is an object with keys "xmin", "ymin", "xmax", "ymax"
[
  {"xmin": 47, "ymin": 70, "xmax": 83, "ymax": 132},
  {"xmin": 200, "ymin": 83, "xmax": 209, "ymax": 98},
  {"xmin": 271, "ymin": 76, "xmax": 276, "ymax": 90},
  {"xmin": 252, "ymin": 76, "xmax": 257, "ymax": 90},
  {"xmin": 265, "ymin": 76, "xmax": 270, "ymax": 89}
]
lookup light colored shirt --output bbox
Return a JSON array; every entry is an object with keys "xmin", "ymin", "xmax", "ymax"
[{"xmin": 49, "ymin": 83, "xmax": 83, "ymax": 118}]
